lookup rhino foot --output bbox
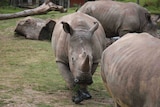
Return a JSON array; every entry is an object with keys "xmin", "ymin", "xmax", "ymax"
[
  {"xmin": 72, "ymin": 90, "xmax": 92, "ymax": 104},
  {"xmin": 72, "ymin": 95, "xmax": 83, "ymax": 104},
  {"xmin": 80, "ymin": 90, "xmax": 92, "ymax": 100}
]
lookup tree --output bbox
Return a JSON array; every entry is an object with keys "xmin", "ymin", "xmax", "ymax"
[{"xmin": 0, "ymin": 0, "xmax": 10, "ymax": 6}]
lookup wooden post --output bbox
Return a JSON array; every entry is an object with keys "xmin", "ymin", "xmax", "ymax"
[{"xmin": 68, "ymin": 0, "xmax": 70, "ymax": 8}]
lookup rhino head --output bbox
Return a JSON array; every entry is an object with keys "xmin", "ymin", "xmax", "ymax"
[
  {"xmin": 61, "ymin": 21, "xmax": 99, "ymax": 85},
  {"xmin": 143, "ymin": 13, "xmax": 159, "ymax": 38}
]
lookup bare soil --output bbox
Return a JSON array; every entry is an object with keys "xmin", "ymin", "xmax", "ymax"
[{"xmin": 1, "ymin": 87, "xmax": 114, "ymax": 107}]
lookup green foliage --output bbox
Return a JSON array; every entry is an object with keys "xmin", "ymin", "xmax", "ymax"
[
  {"xmin": 0, "ymin": 0, "xmax": 9, "ymax": 6},
  {"xmin": 0, "ymin": 6, "xmax": 24, "ymax": 14},
  {"xmin": 117, "ymin": 0, "xmax": 160, "ymax": 14}
]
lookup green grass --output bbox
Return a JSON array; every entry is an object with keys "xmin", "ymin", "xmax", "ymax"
[
  {"xmin": 36, "ymin": 103, "xmax": 52, "ymax": 107},
  {"xmin": 0, "ymin": 6, "xmax": 24, "ymax": 14},
  {"xmin": 0, "ymin": 7, "xmax": 112, "ymax": 107},
  {"xmin": 0, "ymin": 2, "xmax": 159, "ymax": 106}
]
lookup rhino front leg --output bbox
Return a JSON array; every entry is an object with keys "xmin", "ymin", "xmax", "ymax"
[
  {"xmin": 73, "ymin": 63, "xmax": 99, "ymax": 102},
  {"xmin": 56, "ymin": 61, "xmax": 74, "ymax": 89},
  {"xmin": 79, "ymin": 85, "xmax": 92, "ymax": 100},
  {"xmin": 72, "ymin": 84, "xmax": 92, "ymax": 104},
  {"xmin": 73, "ymin": 63, "xmax": 99, "ymax": 103},
  {"xmin": 72, "ymin": 63, "xmax": 98, "ymax": 104}
]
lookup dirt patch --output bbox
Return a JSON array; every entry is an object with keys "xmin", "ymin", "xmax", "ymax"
[{"xmin": 1, "ymin": 88, "xmax": 113, "ymax": 107}]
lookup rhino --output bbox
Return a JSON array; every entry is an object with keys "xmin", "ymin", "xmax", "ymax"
[
  {"xmin": 15, "ymin": 17, "xmax": 55, "ymax": 40},
  {"xmin": 101, "ymin": 33, "xmax": 160, "ymax": 107},
  {"xmin": 51, "ymin": 12, "xmax": 110, "ymax": 104},
  {"xmin": 78, "ymin": 1, "xmax": 159, "ymax": 38}
]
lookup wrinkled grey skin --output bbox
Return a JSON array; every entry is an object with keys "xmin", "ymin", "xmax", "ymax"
[
  {"xmin": 78, "ymin": 1, "xmax": 159, "ymax": 38},
  {"xmin": 51, "ymin": 12, "xmax": 108, "ymax": 103},
  {"xmin": 101, "ymin": 33, "xmax": 160, "ymax": 107}
]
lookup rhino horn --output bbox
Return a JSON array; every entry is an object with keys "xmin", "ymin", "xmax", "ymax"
[
  {"xmin": 81, "ymin": 55, "xmax": 90, "ymax": 72},
  {"xmin": 89, "ymin": 22, "xmax": 99, "ymax": 35}
]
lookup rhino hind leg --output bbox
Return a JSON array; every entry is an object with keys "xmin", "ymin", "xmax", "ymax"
[{"xmin": 56, "ymin": 62, "xmax": 74, "ymax": 89}]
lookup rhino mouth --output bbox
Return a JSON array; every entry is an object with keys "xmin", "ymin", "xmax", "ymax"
[{"xmin": 74, "ymin": 77, "xmax": 93, "ymax": 85}]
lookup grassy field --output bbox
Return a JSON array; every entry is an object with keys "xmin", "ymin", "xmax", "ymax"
[
  {"xmin": 0, "ymin": 8, "xmax": 113, "ymax": 107},
  {"xmin": 0, "ymin": 1, "xmax": 160, "ymax": 106}
]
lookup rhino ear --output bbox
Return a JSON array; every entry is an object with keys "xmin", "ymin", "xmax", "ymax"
[
  {"xmin": 81, "ymin": 55, "xmax": 90, "ymax": 73},
  {"xmin": 89, "ymin": 22, "xmax": 99, "ymax": 35},
  {"xmin": 61, "ymin": 21, "xmax": 74, "ymax": 35}
]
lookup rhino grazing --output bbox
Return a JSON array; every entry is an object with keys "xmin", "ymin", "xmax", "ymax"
[
  {"xmin": 51, "ymin": 12, "xmax": 109, "ymax": 104},
  {"xmin": 78, "ymin": 1, "xmax": 159, "ymax": 38},
  {"xmin": 101, "ymin": 33, "xmax": 160, "ymax": 107}
]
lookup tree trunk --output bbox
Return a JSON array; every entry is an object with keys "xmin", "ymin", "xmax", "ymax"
[
  {"xmin": 137, "ymin": 0, "xmax": 140, "ymax": 4},
  {"xmin": 0, "ymin": 0, "xmax": 67, "ymax": 20},
  {"xmin": 15, "ymin": 17, "xmax": 56, "ymax": 40}
]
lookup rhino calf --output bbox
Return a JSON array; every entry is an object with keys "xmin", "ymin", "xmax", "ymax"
[
  {"xmin": 52, "ymin": 12, "xmax": 110, "ymax": 104},
  {"xmin": 101, "ymin": 33, "xmax": 160, "ymax": 107},
  {"xmin": 78, "ymin": 1, "xmax": 158, "ymax": 38}
]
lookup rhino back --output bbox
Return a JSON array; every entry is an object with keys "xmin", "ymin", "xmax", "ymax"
[
  {"xmin": 52, "ymin": 12, "xmax": 106, "ymax": 64},
  {"xmin": 101, "ymin": 33, "xmax": 160, "ymax": 107},
  {"xmin": 78, "ymin": 1, "xmax": 149, "ymax": 37}
]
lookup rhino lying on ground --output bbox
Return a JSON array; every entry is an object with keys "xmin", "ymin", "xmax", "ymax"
[
  {"xmin": 78, "ymin": 1, "xmax": 159, "ymax": 38},
  {"xmin": 51, "ymin": 12, "xmax": 110, "ymax": 104},
  {"xmin": 15, "ymin": 17, "xmax": 55, "ymax": 40},
  {"xmin": 101, "ymin": 33, "xmax": 160, "ymax": 107}
]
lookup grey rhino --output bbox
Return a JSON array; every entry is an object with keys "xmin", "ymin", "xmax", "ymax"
[
  {"xmin": 15, "ymin": 17, "xmax": 55, "ymax": 40},
  {"xmin": 51, "ymin": 12, "xmax": 109, "ymax": 104},
  {"xmin": 101, "ymin": 33, "xmax": 160, "ymax": 107},
  {"xmin": 78, "ymin": 1, "xmax": 158, "ymax": 38}
]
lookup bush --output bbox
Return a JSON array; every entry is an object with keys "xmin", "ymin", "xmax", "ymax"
[
  {"xmin": 0, "ymin": 0, "xmax": 10, "ymax": 6},
  {"xmin": 143, "ymin": 0, "xmax": 159, "ymax": 7},
  {"xmin": 117, "ymin": 0, "xmax": 160, "ymax": 13}
]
